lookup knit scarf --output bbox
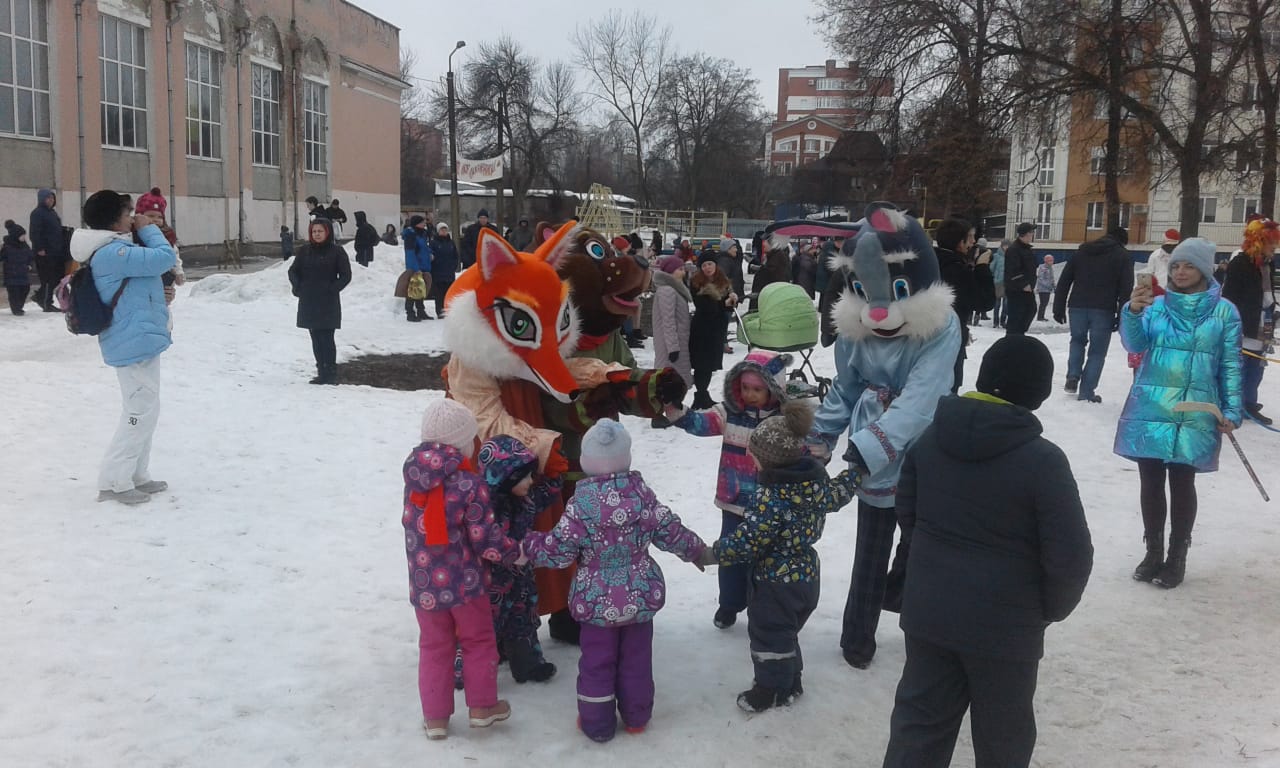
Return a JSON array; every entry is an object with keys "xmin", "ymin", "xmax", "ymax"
[{"xmin": 409, "ymin": 457, "xmax": 475, "ymax": 546}]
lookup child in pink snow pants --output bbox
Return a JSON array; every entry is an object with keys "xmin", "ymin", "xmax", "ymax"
[
  {"xmin": 524, "ymin": 419, "xmax": 712, "ymax": 742},
  {"xmin": 403, "ymin": 400, "xmax": 522, "ymax": 740}
]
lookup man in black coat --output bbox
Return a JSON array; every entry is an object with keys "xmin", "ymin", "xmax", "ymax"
[
  {"xmin": 1052, "ymin": 227, "xmax": 1134, "ymax": 403},
  {"xmin": 1003, "ymin": 223, "xmax": 1038, "ymax": 334},
  {"xmin": 460, "ymin": 208, "xmax": 498, "ymax": 269},
  {"xmin": 509, "ymin": 218, "xmax": 534, "ymax": 251},
  {"xmin": 883, "ymin": 336, "xmax": 1093, "ymax": 768},
  {"xmin": 324, "ymin": 199, "xmax": 348, "ymax": 240},
  {"xmin": 1222, "ymin": 234, "xmax": 1277, "ymax": 423},
  {"xmin": 935, "ymin": 217, "xmax": 995, "ymax": 393},
  {"xmin": 29, "ymin": 188, "xmax": 65, "ymax": 311}
]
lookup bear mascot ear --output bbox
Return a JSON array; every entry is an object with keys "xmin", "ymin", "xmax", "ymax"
[
  {"xmin": 534, "ymin": 221, "xmax": 581, "ymax": 269},
  {"xmin": 532, "ymin": 220, "xmax": 558, "ymax": 249}
]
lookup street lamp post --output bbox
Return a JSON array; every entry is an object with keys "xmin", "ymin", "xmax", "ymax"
[{"xmin": 448, "ymin": 40, "xmax": 466, "ymax": 241}]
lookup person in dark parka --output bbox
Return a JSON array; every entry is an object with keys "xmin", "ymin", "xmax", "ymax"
[
  {"xmin": 935, "ymin": 217, "xmax": 995, "ymax": 393},
  {"xmin": 882, "ymin": 336, "xmax": 1093, "ymax": 768},
  {"xmin": 430, "ymin": 222, "xmax": 460, "ymax": 318},
  {"xmin": 750, "ymin": 235, "xmax": 791, "ymax": 310},
  {"xmin": 1004, "ymin": 223, "xmax": 1039, "ymax": 335},
  {"xmin": 1052, "ymin": 227, "xmax": 1134, "ymax": 403},
  {"xmin": 790, "ymin": 241, "xmax": 819, "ymax": 299},
  {"xmin": 401, "ymin": 215, "xmax": 433, "ymax": 321},
  {"xmin": 716, "ymin": 237, "xmax": 747, "ymax": 299},
  {"xmin": 1, "ymin": 220, "xmax": 35, "ymax": 314},
  {"xmin": 29, "ymin": 188, "xmax": 65, "ymax": 311},
  {"xmin": 352, "ymin": 211, "xmax": 380, "ymax": 267},
  {"xmin": 288, "ymin": 218, "xmax": 351, "ymax": 385}
]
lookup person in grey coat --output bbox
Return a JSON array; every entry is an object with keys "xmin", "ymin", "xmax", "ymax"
[
  {"xmin": 883, "ymin": 336, "xmax": 1093, "ymax": 768},
  {"xmin": 288, "ymin": 218, "xmax": 352, "ymax": 385},
  {"xmin": 651, "ymin": 255, "xmax": 693, "ymax": 388}
]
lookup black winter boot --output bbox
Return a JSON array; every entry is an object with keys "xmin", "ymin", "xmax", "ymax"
[
  {"xmin": 505, "ymin": 640, "xmax": 556, "ymax": 684},
  {"xmin": 547, "ymin": 609, "xmax": 581, "ymax": 645},
  {"xmin": 1154, "ymin": 538, "xmax": 1189, "ymax": 589},
  {"xmin": 736, "ymin": 684, "xmax": 789, "ymax": 713},
  {"xmin": 1133, "ymin": 535, "xmax": 1164, "ymax": 583}
]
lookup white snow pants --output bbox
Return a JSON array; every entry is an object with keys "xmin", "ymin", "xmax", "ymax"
[{"xmin": 98, "ymin": 356, "xmax": 161, "ymax": 493}]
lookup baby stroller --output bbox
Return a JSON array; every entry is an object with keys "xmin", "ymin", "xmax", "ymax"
[{"xmin": 734, "ymin": 282, "xmax": 831, "ymax": 400}]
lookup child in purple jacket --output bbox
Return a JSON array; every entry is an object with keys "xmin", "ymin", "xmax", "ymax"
[
  {"xmin": 523, "ymin": 418, "xmax": 712, "ymax": 743},
  {"xmin": 404, "ymin": 399, "xmax": 522, "ymax": 741}
]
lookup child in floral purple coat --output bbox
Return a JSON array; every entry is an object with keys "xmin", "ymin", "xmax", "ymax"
[
  {"xmin": 523, "ymin": 418, "xmax": 711, "ymax": 743},
  {"xmin": 404, "ymin": 399, "xmax": 522, "ymax": 741}
]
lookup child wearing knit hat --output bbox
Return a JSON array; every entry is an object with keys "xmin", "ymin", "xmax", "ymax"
[
  {"xmin": 709, "ymin": 400, "xmax": 860, "ymax": 713},
  {"xmin": 1, "ymin": 220, "xmax": 35, "ymax": 314},
  {"xmin": 665, "ymin": 350, "xmax": 794, "ymax": 630},
  {"xmin": 523, "ymin": 418, "xmax": 710, "ymax": 742},
  {"xmin": 404, "ymin": 399, "xmax": 523, "ymax": 740}
]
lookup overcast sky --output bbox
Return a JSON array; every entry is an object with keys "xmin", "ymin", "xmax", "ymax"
[{"xmin": 354, "ymin": 0, "xmax": 832, "ymax": 118}]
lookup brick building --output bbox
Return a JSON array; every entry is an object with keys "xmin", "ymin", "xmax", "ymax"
[
  {"xmin": 0, "ymin": 0, "xmax": 405, "ymax": 246},
  {"xmin": 766, "ymin": 60, "xmax": 895, "ymax": 176}
]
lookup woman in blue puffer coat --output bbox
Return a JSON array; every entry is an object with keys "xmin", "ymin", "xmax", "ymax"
[{"xmin": 1114, "ymin": 237, "xmax": 1243, "ymax": 590}]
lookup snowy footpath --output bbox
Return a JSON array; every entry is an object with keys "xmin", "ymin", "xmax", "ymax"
[{"xmin": 3, "ymin": 244, "xmax": 1280, "ymax": 767}]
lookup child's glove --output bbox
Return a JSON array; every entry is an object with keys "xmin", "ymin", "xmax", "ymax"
[
  {"xmin": 655, "ymin": 368, "xmax": 687, "ymax": 405},
  {"xmin": 804, "ymin": 433, "xmax": 837, "ymax": 465},
  {"xmin": 694, "ymin": 548, "xmax": 719, "ymax": 571},
  {"xmin": 514, "ymin": 541, "xmax": 530, "ymax": 567}
]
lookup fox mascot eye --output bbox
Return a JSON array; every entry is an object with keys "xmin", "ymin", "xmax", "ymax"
[{"xmin": 494, "ymin": 299, "xmax": 540, "ymax": 346}]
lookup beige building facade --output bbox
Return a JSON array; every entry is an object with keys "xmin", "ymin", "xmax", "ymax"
[{"xmin": 0, "ymin": 0, "xmax": 404, "ymax": 246}]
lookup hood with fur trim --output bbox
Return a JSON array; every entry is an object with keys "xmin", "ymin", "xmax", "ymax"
[
  {"xmin": 723, "ymin": 351, "xmax": 793, "ymax": 414},
  {"xmin": 70, "ymin": 228, "xmax": 133, "ymax": 263}
]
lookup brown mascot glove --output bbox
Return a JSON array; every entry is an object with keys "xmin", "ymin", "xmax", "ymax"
[{"xmin": 569, "ymin": 383, "xmax": 630, "ymax": 431}]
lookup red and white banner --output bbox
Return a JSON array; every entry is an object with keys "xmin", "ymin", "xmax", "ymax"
[{"xmin": 456, "ymin": 155, "xmax": 505, "ymax": 183}]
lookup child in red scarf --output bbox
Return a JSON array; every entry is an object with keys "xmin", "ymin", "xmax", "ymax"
[{"xmin": 404, "ymin": 399, "xmax": 523, "ymax": 740}]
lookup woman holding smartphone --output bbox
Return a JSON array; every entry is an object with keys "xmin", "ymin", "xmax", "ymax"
[{"xmin": 1114, "ymin": 238, "xmax": 1243, "ymax": 589}]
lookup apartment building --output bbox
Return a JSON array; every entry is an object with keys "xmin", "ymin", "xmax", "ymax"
[
  {"xmin": 766, "ymin": 60, "xmax": 895, "ymax": 175},
  {"xmin": 0, "ymin": 0, "xmax": 405, "ymax": 246}
]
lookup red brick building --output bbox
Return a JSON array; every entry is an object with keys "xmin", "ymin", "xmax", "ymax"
[{"xmin": 766, "ymin": 60, "xmax": 895, "ymax": 175}]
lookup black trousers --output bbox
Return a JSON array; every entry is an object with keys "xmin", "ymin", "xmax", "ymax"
[
  {"xmin": 883, "ymin": 633, "xmax": 1040, "ymax": 768},
  {"xmin": 1138, "ymin": 459, "xmax": 1198, "ymax": 542},
  {"xmin": 34, "ymin": 253, "xmax": 61, "ymax": 308},
  {"xmin": 1005, "ymin": 292, "xmax": 1036, "ymax": 335},
  {"xmin": 1036, "ymin": 291, "xmax": 1051, "ymax": 321},
  {"xmin": 433, "ymin": 278, "xmax": 453, "ymax": 317},
  {"xmin": 692, "ymin": 368, "xmax": 715, "ymax": 406},
  {"xmin": 747, "ymin": 578, "xmax": 819, "ymax": 691},
  {"xmin": 951, "ymin": 348, "xmax": 965, "ymax": 394},
  {"xmin": 7, "ymin": 284, "xmax": 30, "ymax": 313},
  {"xmin": 405, "ymin": 297, "xmax": 427, "ymax": 319},
  {"xmin": 309, "ymin": 329, "xmax": 336, "ymax": 373}
]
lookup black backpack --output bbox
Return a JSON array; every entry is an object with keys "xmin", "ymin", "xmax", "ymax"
[{"xmin": 60, "ymin": 255, "xmax": 128, "ymax": 336}]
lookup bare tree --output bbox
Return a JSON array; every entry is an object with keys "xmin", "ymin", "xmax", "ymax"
[
  {"xmin": 813, "ymin": 0, "xmax": 1015, "ymax": 221},
  {"xmin": 1001, "ymin": 0, "xmax": 1254, "ymax": 236},
  {"xmin": 571, "ymin": 10, "xmax": 672, "ymax": 207},
  {"xmin": 652, "ymin": 54, "xmax": 765, "ymax": 212},
  {"xmin": 431, "ymin": 38, "xmax": 582, "ymax": 222},
  {"xmin": 400, "ymin": 47, "xmax": 440, "ymax": 207},
  {"xmin": 1241, "ymin": 0, "xmax": 1280, "ymax": 216}
]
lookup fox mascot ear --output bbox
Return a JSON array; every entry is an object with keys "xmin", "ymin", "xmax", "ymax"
[
  {"xmin": 478, "ymin": 229, "xmax": 520, "ymax": 280},
  {"xmin": 534, "ymin": 220, "xmax": 581, "ymax": 269}
]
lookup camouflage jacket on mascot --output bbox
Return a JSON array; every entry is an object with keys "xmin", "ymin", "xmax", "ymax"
[{"xmin": 442, "ymin": 222, "xmax": 683, "ymax": 634}]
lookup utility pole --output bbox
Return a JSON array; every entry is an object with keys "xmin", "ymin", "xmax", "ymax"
[{"xmin": 447, "ymin": 41, "xmax": 466, "ymax": 240}]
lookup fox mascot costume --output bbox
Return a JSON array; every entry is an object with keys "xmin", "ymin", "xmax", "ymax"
[
  {"xmin": 772, "ymin": 203, "xmax": 961, "ymax": 670},
  {"xmin": 443, "ymin": 221, "xmax": 684, "ymax": 643}
]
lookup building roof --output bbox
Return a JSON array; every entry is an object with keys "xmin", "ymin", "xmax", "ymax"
[{"xmin": 767, "ymin": 114, "xmax": 851, "ymax": 136}]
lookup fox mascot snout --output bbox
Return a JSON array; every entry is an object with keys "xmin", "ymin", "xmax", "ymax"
[{"xmin": 444, "ymin": 222, "xmax": 582, "ymax": 403}]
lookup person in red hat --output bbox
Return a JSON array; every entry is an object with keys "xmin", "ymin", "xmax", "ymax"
[{"xmin": 1140, "ymin": 229, "xmax": 1180, "ymax": 288}]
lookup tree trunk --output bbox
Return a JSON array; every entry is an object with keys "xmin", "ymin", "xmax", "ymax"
[
  {"xmin": 632, "ymin": 124, "xmax": 649, "ymax": 207},
  {"xmin": 1178, "ymin": 159, "xmax": 1202, "ymax": 238},
  {"xmin": 1103, "ymin": 0, "xmax": 1123, "ymax": 232}
]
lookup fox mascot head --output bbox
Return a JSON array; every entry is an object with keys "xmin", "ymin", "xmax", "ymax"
[
  {"xmin": 770, "ymin": 203, "xmax": 954, "ymax": 342},
  {"xmin": 444, "ymin": 222, "xmax": 582, "ymax": 403}
]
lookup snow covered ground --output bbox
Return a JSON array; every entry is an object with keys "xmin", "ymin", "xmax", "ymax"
[{"xmin": 3, "ymin": 244, "xmax": 1280, "ymax": 767}]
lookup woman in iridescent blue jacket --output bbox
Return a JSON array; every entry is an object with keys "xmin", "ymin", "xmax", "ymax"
[{"xmin": 1114, "ymin": 237, "xmax": 1242, "ymax": 590}]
